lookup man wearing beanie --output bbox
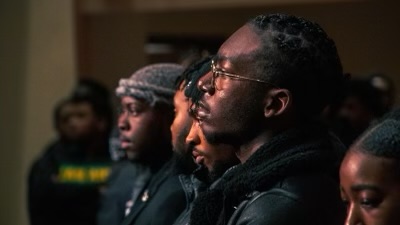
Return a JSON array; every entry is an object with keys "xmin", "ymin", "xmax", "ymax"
[{"xmin": 98, "ymin": 63, "xmax": 187, "ymax": 225}]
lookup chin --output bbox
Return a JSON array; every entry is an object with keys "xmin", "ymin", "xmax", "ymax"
[
  {"xmin": 120, "ymin": 142, "xmax": 132, "ymax": 150},
  {"xmin": 126, "ymin": 151, "xmax": 140, "ymax": 160}
]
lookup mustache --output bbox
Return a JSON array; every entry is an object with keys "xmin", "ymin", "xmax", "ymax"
[
  {"xmin": 192, "ymin": 148, "xmax": 207, "ymax": 158},
  {"xmin": 170, "ymin": 152, "xmax": 197, "ymax": 175},
  {"xmin": 119, "ymin": 136, "xmax": 132, "ymax": 142}
]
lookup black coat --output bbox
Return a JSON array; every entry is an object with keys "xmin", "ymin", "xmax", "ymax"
[
  {"xmin": 120, "ymin": 160, "xmax": 187, "ymax": 225},
  {"xmin": 97, "ymin": 160, "xmax": 152, "ymax": 225},
  {"xmin": 172, "ymin": 167, "xmax": 209, "ymax": 225},
  {"xmin": 28, "ymin": 140, "xmax": 111, "ymax": 225},
  {"xmin": 190, "ymin": 122, "xmax": 346, "ymax": 225}
]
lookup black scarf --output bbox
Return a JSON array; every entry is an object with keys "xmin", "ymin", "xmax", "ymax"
[{"xmin": 190, "ymin": 123, "xmax": 344, "ymax": 225}]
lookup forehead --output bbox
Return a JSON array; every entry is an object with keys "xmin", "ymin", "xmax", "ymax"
[
  {"xmin": 120, "ymin": 96, "xmax": 146, "ymax": 105},
  {"xmin": 63, "ymin": 102, "xmax": 92, "ymax": 111},
  {"xmin": 341, "ymin": 148, "xmax": 399, "ymax": 186},
  {"xmin": 217, "ymin": 24, "xmax": 261, "ymax": 64}
]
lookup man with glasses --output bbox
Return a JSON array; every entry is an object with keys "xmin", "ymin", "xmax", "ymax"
[{"xmin": 188, "ymin": 13, "xmax": 347, "ymax": 225}]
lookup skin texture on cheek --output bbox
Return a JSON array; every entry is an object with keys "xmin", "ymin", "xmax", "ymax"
[
  {"xmin": 204, "ymin": 82, "xmax": 265, "ymax": 146},
  {"xmin": 217, "ymin": 91, "xmax": 226, "ymax": 99}
]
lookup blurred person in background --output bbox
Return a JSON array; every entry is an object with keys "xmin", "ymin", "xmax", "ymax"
[
  {"xmin": 332, "ymin": 78, "xmax": 387, "ymax": 147},
  {"xmin": 28, "ymin": 79, "xmax": 114, "ymax": 225},
  {"xmin": 368, "ymin": 73, "xmax": 396, "ymax": 112}
]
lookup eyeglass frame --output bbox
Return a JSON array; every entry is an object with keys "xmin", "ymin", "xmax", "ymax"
[{"xmin": 210, "ymin": 59, "xmax": 277, "ymax": 90}]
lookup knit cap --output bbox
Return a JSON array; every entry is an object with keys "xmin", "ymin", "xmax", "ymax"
[{"xmin": 116, "ymin": 63, "xmax": 184, "ymax": 106}]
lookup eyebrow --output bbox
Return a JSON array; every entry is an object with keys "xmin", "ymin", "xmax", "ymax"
[
  {"xmin": 212, "ymin": 55, "xmax": 242, "ymax": 73},
  {"xmin": 351, "ymin": 184, "xmax": 381, "ymax": 192},
  {"xmin": 213, "ymin": 54, "xmax": 227, "ymax": 63},
  {"xmin": 124, "ymin": 101, "xmax": 147, "ymax": 109},
  {"xmin": 214, "ymin": 53, "xmax": 256, "ymax": 67}
]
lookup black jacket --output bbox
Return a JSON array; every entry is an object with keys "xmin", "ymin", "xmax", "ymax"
[
  {"xmin": 120, "ymin": 159, "xmax": 187, "ymax": 225},
  {"xmin": 190, "ymin": 122, "xmax": 346, "ymax": 225},
  {"xmin": 97, "ymin": 160, "xmax": 152, "ymax": 225},
  {"xmin": 172, "ymin": 168, "xmax": 209, "ymax": 225},
  {"xmin": 28, "ymin": 140, "xmax": 111, "ymax": 225}
]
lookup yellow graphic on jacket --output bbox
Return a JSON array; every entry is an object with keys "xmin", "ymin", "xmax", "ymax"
[{"xmin": 58, "ymin": 164, "xmax": 110, "ymax": 184}]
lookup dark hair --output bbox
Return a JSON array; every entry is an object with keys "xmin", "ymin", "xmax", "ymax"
[
  {"xmin": 70, "ymin": 79, "xmax": 113, "ymax": 135},
  {"xmin": 53, "ymin": 98, "xmax": 70, "ymax": 131},
  {"xmin": 353, "ymin": 107, "xmax": 400, "ymax": 160},
  {"xmin": 178, "ymin": 56, "xmax": 212, "ymax": 104},
  {"xmin": 379, "ymin": 106, "xmax": 400, "ymax": 122},
  {"xmin": 247, "ymin": 13, "xmax": 346, "ymax": 118}
]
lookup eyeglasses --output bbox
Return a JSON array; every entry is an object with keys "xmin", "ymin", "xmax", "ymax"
[{"xmin": 211, "ymin": 59, "xmax": 276, "ymax": 90}]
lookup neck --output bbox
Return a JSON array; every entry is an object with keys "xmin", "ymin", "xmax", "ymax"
[
  {"xmin": 235, "ymin": 116, "xmax": 300, "ymax": 163},
  {"xmin": 236, "ymin": 130, "xmax": 274, "ymax": 163}
]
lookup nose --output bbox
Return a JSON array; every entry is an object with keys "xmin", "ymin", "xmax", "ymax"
[
  {"xmin": 345, "ymin": 204, "xmax": 363, "ymax": 225},
  {"xmin": 118, "ymin": 112, "xmax": 130, "ymax": 132},
  {"xmin": 197, "ymin": 71, "xmax": 215, "ymax": 95},
  {"xmin": 186, "ymin": 123, "xmax": 200, "ymax": 146}
]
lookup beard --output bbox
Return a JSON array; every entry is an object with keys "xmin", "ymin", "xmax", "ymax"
[
  {"xmin": 202, "ymin": 129, "xmax": 241, "ymax": 146},
  {"xmin": 202, "ymin": 120, "xmax": 263, "ymax": 148},
  {"xmin": 170, "ymin": 151, "xmax": 197, "ymax": 175},
  {"xmin": 206, "ymin": 158, "xmax": 239, "ymax": 183}
]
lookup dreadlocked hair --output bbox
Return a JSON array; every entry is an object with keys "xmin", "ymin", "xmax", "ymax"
[
  {"xmin": 182, "ymin": 56, "xmax": 212, "ymax": 104},
  {"xmin": 248, "ymin": 13, "xmax": 347, "ymax": 118}
]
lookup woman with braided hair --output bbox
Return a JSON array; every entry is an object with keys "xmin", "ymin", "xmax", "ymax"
[{"xmin": 340, "ymin": 108, "xmax": 400, "ymax": 225}]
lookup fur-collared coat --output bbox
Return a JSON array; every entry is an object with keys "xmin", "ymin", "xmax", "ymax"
[{"xmin": 190, "ymin": 122, "xmax": 346, "ymax": 225}]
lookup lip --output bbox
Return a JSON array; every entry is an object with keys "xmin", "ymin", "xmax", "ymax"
[
  {"xmin": 192, "ymin": 149, "xmax": 205, "ymax": 165},
  {"xmin": 119, "ymin": 136, "xmax": 132, "ymax": 148},
  {"xmin": 194, "ymin": 100, "xmax": 210, "ymax": 120},
  {"xmin": 119, "ymin": 136, "xmax": 131, "ymax": 143}
]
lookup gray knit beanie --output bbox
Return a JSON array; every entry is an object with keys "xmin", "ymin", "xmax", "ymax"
[{"xmin": 116, "ymin": 63, "xmax": 184, "ymax": 106}]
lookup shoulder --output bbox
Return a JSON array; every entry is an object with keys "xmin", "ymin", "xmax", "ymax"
[
  {"xmin": 133, "ymin": 174, "xmax": 187, "ymax": 225},
  {"xmin": 278, "ymin": 172, "xmax": 341, "ymax": 200},
  {"xmin": 229, "ymin": 173, "xmax": 344, "ymax": 225}
]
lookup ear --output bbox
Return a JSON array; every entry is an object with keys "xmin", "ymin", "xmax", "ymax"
[{"xmin": 264, "ymin": 89, "xmax": 292, "ymax": 118}]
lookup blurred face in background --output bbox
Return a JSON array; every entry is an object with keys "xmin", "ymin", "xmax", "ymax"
[
  {"xmin": 58, "ymin": 101, "xmax": 101, "ymax": 141},
  {"xmin": 339, "ymin": 96, "xmax": 375, "ymax": 130},
  {"xmin": 340, "ymin": 148, "xmax": 400, "ymax": 225}
]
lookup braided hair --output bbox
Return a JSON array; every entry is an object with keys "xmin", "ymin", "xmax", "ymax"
[
  {"xmin": 247, "ymin": 13, "xmax": 347, "ymax": 118},
  {"xmin": 183, "ymin": 56, "xmax": 212, "ymax": 104},
  {"xmin": 352, "ymin": 107, "xmax": 400, "ymax": 160}
]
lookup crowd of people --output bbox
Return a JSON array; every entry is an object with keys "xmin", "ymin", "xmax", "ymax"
[{"xmin": 28, "ymin": 13, "xmax": 399, "ymax": 225}]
